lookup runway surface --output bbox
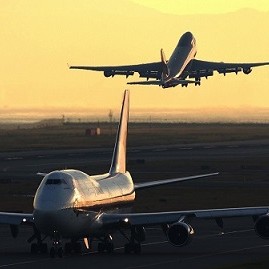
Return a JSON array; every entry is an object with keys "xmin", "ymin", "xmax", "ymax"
[
  {"xmin": 0, "ymin": 140, "xmax": 269, "ymax": 268},
  {"xmin": 1, "ymin": 139, "xmax": 269, "ymax": 181},
  {"xmin": 1, "ymin": 218, "xmax": 269, "ymax": 269}
]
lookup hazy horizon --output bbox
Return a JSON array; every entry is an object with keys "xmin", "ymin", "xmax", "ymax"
[{"xmin": 1, "ymin": 107, "xmax": 269, "ymax": 124}]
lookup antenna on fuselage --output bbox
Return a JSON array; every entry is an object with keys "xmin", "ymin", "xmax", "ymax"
[{"xmin": 109, "ymin": 90, "xmax": 129, "ymax": 175}]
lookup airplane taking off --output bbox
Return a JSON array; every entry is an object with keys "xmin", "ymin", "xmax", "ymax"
[
  {"xmin": 70, "ymin": 32, "xmax": 269, "ymax": 88},
  {"xmin": 1, "ymin": 90, "xmax": 269, "ymax": 258}
]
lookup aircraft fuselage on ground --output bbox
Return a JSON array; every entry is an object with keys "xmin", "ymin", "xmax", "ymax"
[{"xmin": 1, "ymin": 91, "xmax": 269, "ymax": 259}]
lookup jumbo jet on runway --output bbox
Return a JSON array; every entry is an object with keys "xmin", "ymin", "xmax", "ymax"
[
  {"xmin": 70, "ymin": 32, "xmax": 269, "ymax": 88},
  {"xmin": 1, "ymin": 90, "xmax": 269, "ymax": 258}
]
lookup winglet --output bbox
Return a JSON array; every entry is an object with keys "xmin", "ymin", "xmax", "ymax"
[{"xmin": 109, "ymin": 90, "xmax": 129, "ymax": 175}]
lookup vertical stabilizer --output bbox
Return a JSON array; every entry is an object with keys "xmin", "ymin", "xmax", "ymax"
[{"xmin": 109, "ymin": 90, "xmax": 129, "ymax": 175}]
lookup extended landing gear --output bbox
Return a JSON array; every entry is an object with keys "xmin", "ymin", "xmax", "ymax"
[
  {"xmin": 49, "ymin": 231, "xmax": 63, "ymax": 258},
  {"xmin": 30, "ymin": 242, "xmax": 48, "ymax": 254},
  {"xmin": 28, "ymin": 226, "xmax": 48, "ymax": 254},
  {"xmin": 122, "ymin": 226, "xmax": 144, "ymax": 255},
  {"xmin": 49, "ymin": 245, "xmax": 63, "ymax": 258},
  {"xmin": 64, "ymin": 241, "xmax": 82, "ymax": 255},
  {"xmin": 97, "ymin": 235, "xmax": 114, "ymax": 254},
  {"xmin": 124, "ymin": 242, "xmax": 141, "ymax": 254}
]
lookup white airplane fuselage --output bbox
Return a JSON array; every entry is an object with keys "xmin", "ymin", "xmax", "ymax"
[
  {"xmin": 164, "ymin": 32, "xmax": 197, "ymax": 86},
  {"xmin": 33, "ymin": 170, "xmax": 135, "ymax": 239}
]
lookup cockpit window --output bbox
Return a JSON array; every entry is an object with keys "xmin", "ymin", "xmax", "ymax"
[{"xmin": 45, "ymin": 178, "xmax": 67, "ymax": 185}]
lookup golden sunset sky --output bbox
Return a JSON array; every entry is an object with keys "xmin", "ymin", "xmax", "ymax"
[{"xmin": 1, "ymin": 0, "xmax": 269, "ymax": 112}]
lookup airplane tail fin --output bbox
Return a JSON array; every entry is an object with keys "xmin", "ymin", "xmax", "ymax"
[
  {"xmin": 160, "ymin": 49, "xmax": 169, "ymax": 79},
  {"xmin": 109, "ymin": 90, "xmax": 129, "ymax": 175}
]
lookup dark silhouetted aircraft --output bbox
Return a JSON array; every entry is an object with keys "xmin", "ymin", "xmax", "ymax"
[{"xmin": 70, "ymin": 32, "xmax": 269, "ymax": 88}]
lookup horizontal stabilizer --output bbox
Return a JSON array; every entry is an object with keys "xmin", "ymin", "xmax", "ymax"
[
  {"xmin": 128, "ymin": 80, "xmax": 163, "ymax": 85},
  {"xmin": 134, "ymin": 172, "xmax": 219, "ymax": 190},
  {"xmin": 127, "ymin": 79, "xmax": 197, "ymax": 86}
]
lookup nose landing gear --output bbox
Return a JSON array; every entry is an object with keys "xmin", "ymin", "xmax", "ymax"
[{"xmin": 49, "ymin": 231, "xmax": 63, "ymax": 258}]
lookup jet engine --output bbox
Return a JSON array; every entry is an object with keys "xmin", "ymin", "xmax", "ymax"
[
  {"xmin": 166, "ymin": 222, "xmax": 194, "ymax": 247},
  {"xmin": 243, "ymin": 67, "xmax": 252, "ymax": 74},
  {"xmin": 104, "ymin": 70, "xmax": 113, "ymax": 77},
  {"xmin": 254, "ymin": 214, "xmax": 269, "ymax": 239}
]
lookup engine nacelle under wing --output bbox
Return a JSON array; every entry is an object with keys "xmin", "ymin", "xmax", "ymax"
[
  {"xmin": 254, "ymin": 214, "xmax": 269, "ymax": 239},
  {"xmin": 166, "ymin": 222, "xmax": 194, "ymax": 247},
  {"xmin": 243, "ymin": 67, "xmax": 252, "ymax": 74}
]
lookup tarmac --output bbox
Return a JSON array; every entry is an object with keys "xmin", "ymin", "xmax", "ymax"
[
  {"xmin": 1, "ymin": 140, "xmax": 269, "ymax": 268},
  {"xmin": 1, "ymin": 218, "xmax": 269, "ymax": 269}
]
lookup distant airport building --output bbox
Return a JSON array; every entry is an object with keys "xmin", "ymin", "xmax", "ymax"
[{"xmin": 85, "ymin": 128, "xmax": 101, "ymax": 136}]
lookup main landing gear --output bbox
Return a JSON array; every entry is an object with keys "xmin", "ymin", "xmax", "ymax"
[
  {"xmin": 30, "ymin": 242, "xmax": 48, "ymax": 254},
  {"xmin": 97, "ymin": 235, "xmax": 114, "ymax": 254},
  {"xmin": 64, "ymin": 241, "xmax": 82, "ymax": 255},
  {"xmin": 28, "ymin": 225, "xmax": 48, "ymax": 254},
  {"xmin": 121, "ymin": 226, "xmax": 145, "ymax": 254}
]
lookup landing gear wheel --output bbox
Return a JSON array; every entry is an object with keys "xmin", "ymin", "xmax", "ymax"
[
  {"xmin": 134, "ymin": 243, "xmax": 141, "ymax": 254},
  {"xmin": 64, "ymin": 242, "xmax": 72, "ymax": 254},
  {"xmin": 57, "ymin": 247, "xmax": 63, "ymax": 258},
  {"xmin": 74, "ymin": 242, "xmax": 82, "ymax": 254},
  {"xmin": 40, "ymin": 243, "xmax": 48, "ymax": 254},
  {"xmin": 124, "ymin": 243, "xmax": 131, "ymax": 254},
  {"xmin": 30, "ymin": 243, "xmax": 38, "ymax": 254},
  {"xmin": 106, "ymin": 242, "xmax": 114, "ymax": 253},
  {"xmin": 50, "ymin": 247, "xmax": 56, "ymax": 258},
  {"xmin": 124, "ymin": 243, "xmax": 141, "ymax": 254},
  {"xmin": 97, "ymin": 242, "xmax": 105, "ymax": 253}
]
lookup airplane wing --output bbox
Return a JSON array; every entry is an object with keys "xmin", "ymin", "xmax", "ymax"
[
  {"xmin": 70, "ymin": 62, "xmax": 163, "ymax": 79},
  {"xmin": 189, "ymin": 59, "xmax": 269, "ymax": 78},
  {"xmin": 134, "ymin": 172, "xmax": 219, "ymax": 190},
  {"xmin": 0, "ymin": 212, "xmax": 34, "ymax": 225},
  {"xmin": 101, "ymin": 207, "xmax": 269, "ymax": 227}
]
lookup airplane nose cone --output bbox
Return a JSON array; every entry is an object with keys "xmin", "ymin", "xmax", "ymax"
[{"xmin": 33, "ymin": 191, "xmax": 75, "ymax": 236}]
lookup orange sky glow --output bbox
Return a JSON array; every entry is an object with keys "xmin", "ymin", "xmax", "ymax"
[{"xmin": 1, "ymin": 0, "xmax": 269, "ymax": 117}]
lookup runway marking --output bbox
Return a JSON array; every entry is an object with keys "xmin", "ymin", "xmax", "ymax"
[
  {"xmin": 126, "ymin": 243, "xmax": 269, "ymax": 269},
  {"xmin": 6, "ymin": 157, "xmax": 23, "ymax": 161},
  {"xmin": 0, "ymin": 258, "xmax": 48, "ymax": 268}
]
